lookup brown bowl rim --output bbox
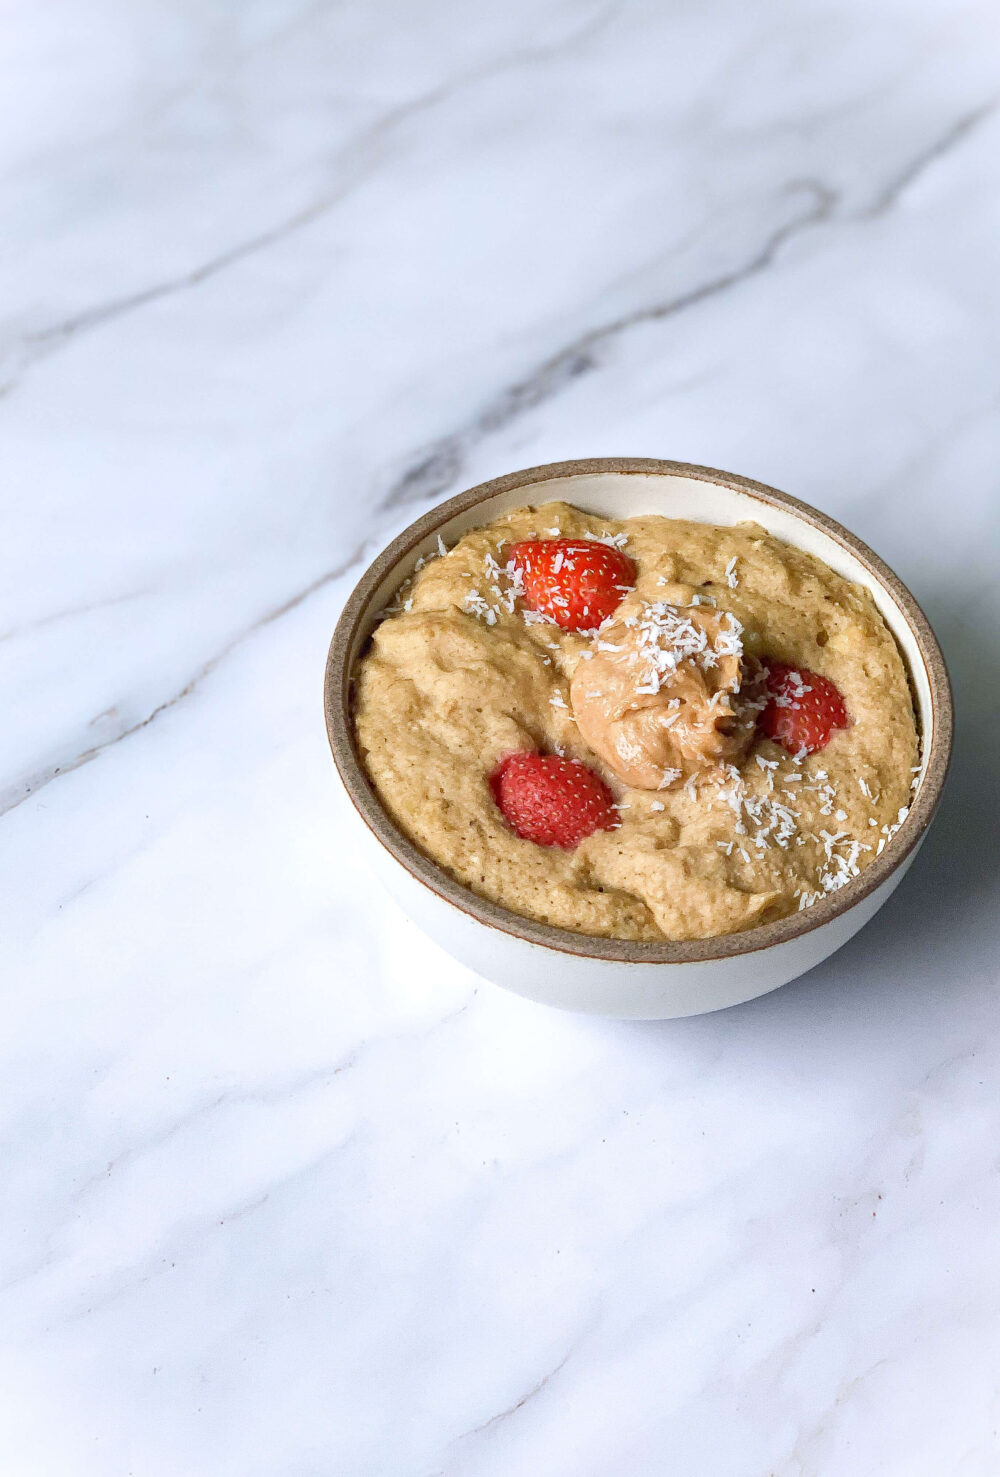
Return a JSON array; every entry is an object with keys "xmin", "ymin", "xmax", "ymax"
[{"xmin": 324, "ymin": 458, "xmax": 953, "ymax": 964}]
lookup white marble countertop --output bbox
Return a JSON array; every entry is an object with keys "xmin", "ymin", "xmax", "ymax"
[{"xmin": 4, "ymin": 1, "xmax": 999, "ymax": 1472}]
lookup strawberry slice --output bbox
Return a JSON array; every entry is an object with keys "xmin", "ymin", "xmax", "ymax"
[
  {"xmin": 509, "ymin": 538, "xmax": 635, "ymax": 632},
  {"xmin": 759, "ymin": 661, "xmax": 850, "ymax": 754},
  {"xmin": 489, "ymin": 752, "xmax": 619, "ymax": 848}
]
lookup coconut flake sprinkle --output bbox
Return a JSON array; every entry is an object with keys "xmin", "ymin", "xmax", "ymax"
[{"xmin": 629, "ymin": 602, "xmax": 745, "ymax": 695}]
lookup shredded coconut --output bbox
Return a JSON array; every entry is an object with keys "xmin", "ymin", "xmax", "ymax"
[
  {"xmin": 627, "ymin": 602, "xmax": 745, "ymax": 695},
  {"xmin": 585, "ymin": 530, "xmax": 629, "ymax": 550}
]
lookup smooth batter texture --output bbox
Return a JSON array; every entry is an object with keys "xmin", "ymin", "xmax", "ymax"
[{"xmin": 353, "ymin": 503, "xmax": 919, "ymax": 940}]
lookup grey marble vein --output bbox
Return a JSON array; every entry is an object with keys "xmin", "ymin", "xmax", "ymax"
[
  {"xmin": 1, "ymin": 1, "xmax": 617, "ymax": 396},
  {"xmin": 0, "ymin": 540, "xmax": 368, "ymax": 818},
  {"xmin": 455, "ymin": 1351, "xmax": 572, "ymax": 1443},
  {"xmin": 381, "ymin": 96, "xmax": 997, "ymax": 516},
  {"xmin": 866, "ymin": 96, "xmax": 997, "ymax": 216},
  {"xmin": 380, "ymin": 182, "xmax": 836, "ymax": 511},
  {"xmin": 0, "ymin": 589, "xmax": 148, "ymax": 646}
]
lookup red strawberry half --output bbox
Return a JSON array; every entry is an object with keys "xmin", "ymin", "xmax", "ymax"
[
  {"xmin": 509, "ymin": 538, "xmax": 635, "ymax": 632},
  {"xmin": 759, "ymin": 661, "xmax": 850, "ymax": 754},
  {"xmin": 490, "ymin": 752, "xmax": 619, "ymax": 848}
]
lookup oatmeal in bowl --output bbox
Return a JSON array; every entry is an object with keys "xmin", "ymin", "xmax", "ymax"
[
  {"xmin": 353, "ymin": 502, "xmax": 919, "ymax": 942},
  {"xmin": 327, "ymin": 460, "xmax": 950, "ymax": 1017}
]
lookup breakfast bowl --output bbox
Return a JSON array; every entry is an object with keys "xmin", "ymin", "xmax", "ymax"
[{"xmin": 325, "ymin": 458, "xmax": 952, "ymax": 1018}]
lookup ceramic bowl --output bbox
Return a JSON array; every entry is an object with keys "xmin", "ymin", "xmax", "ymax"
[{"xmin": 325, "ymin": 459, "xmax": 952, "ymax": 1018}]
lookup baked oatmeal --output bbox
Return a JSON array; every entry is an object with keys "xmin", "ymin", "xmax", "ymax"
[{"xmin": 352, "ymin": 502, "xmax": 918, "ymax": 941}]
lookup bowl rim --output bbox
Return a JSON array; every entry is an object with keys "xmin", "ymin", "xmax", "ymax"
[{"xmin": 325, "ymin": 457, "xmax": 953, "ymax": 964}]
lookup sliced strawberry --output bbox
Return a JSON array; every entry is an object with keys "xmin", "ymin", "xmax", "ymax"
[
  {"xmin": 489, "ymin": 751, "xmax": 619, "ymax": 848},
  {"xmin": 759, "ymin": 661, "xmax": 850, "ymax": 754},
  {"xmin": 509, "ymin": 538, "xmax": 635, "ymax": 632}
]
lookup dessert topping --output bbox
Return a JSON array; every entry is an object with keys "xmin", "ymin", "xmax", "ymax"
[
  {"xmin": 759, "ymin": 662, "xmax": 850, "ymax": 754},
  {"xmin": 508, "ymin": 539, "xmax": 636, "ymax": 633},
  {"xmin": 570, "ymin": 601, "xmax": 767, "ymax": 790},
  {"xmin": 489, "ymin": 752, "xmax": 619, "ymax": 849}
]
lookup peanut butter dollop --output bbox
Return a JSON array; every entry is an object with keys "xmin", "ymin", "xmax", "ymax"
[{"xmin": 570, "ymin": 601, "xmax": 766, "ymax": 790}]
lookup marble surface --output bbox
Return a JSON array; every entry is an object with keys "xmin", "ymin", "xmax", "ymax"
[{"xmin": 3, "ymin": 0, "xmax": 1000, "ymax": 1471}]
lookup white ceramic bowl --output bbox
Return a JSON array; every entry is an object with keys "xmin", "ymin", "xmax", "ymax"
[{"xmin": 326, "ymin": 459, "xmax": 952, "ymax": 1018}]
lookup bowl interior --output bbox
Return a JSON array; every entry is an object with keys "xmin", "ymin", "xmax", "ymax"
[{"xmin": 346, "ymin": 467, "xmax": 935, "ymax": 786}]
